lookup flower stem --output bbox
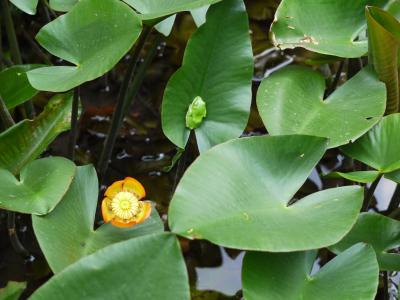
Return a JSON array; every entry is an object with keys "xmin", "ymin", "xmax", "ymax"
[
  {"xmin": 0, "ymin": 0, "xmax": 35, "ymax": 118},
  {"xmin": 387, "ymin": 184, "xmax": 400, "ymax": 213},
  {"xmin": 362, "ymin": 175, "xmax": 382, "ymax": 211},
  {"xmin": 97, "ymin": 26, "xmax": 154, "ymax": 182},
  {"xmin": 68, "ymin": 88, "xmax": 80, "ymax": 161}
]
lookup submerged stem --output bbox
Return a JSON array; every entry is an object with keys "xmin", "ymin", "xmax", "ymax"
[
  {"xmin": 97, "ymin": 26, "xmax": 155, "ymax": 182},
  {"xmin": 68, "ymin": 88, "xmax": 80, "ymax": 161}
]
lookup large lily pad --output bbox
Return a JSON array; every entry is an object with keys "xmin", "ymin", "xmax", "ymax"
[
  {"xmin": 27, "ymin": 0, "xmax": 142, "ymax": 92},
  {"xmin": 256, "ymin": 66, "xmax": 386, "ymax": 148},
  {"xmin": 0, "ymin": 157, "xmax": 75, "ymax": 215},
  {"xmin": 0, "ymin": 281, "xmax": 26, "ymax": 300},
  {"xmin": 0, "ymin": 65, "xmax": 43, "ymax": 109},
  {"xmin": 162, "ymin": 0, "xmax": 253, "ymax": 152},
  {"xmin": 10, "ymin": 0, "xmax": 38, "ymax": 14},
  {"xmin": 33, "ymin": 165, "xmax": 163, "ymax": 273},
  {"xmin": 271, "ymin": 0, "xmax": 390, "ymax": 58},
  {"xmin": 330, "ymin": 213, "xmax": 400, "ymax": 271},
  {"xmin": 0, "ymin": 93, "xmax": 72, "ymax": 175},
  {"xmin": 169, "ymin": 135, "xmax": 363, "ymax": 251},
  {"xmin": 30, "ymin": 233, "xmax": 190, "ymax": 300},
  {"xmin": 242, "ymin": 243, "xmax": 379, "ymax": 300}
]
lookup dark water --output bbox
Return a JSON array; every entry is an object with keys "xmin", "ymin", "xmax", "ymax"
[{"xmin": 0, "ymin": 1, "xmax": 399, "ymax": 299}]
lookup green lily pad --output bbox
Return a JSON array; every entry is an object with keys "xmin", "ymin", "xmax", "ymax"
[
  {"xmin": 162, "ymin": 0, "xmax": 253, "ymax": 152},
  {"xmin": 30, "ymin": 233, "xmax": 190, "ymax": 300},
  {"xmin": 48, "ymin": 0, "xmax": 77, "ymax": 11},
  {"xmin": 0, "ymin": 65, "xmax": 44, "ymax": 109},
  {"xmin": 256, "ymin": 66, "xmax": 386, "ymax": 148},
  {"xmin": 10, "ymin": 0, "xmax": 38, "ymax": 14},
  {"xmin": 0, "ymin": 157, "xmax": 75, "ymax": 215},
  {"xmin": 325, "ymin": 170, "xmax": 380, "ymax": 183},
  {"xmin": 271, "ymin": 0, "xmax": 390, "ymax": 58},
  {"xmin": 242, "ymin": 243, "xmax": 379, "ymax": 300},
  {"xmin": 330, "ymin": 213, "xmax": 400, "ymax": 271},
  {"xmin": 341, "ymin": 114, "xmax": 400, "ymax": 173},
  {"xmin": 0, "ymin": 281, "xmax": 26, "ymax": 300},
  {"xmin": 27, "ymin": 0, "xmax": 142, "ymax": 92},
  {"xmin": 385, "ymin": 169, "xmax": 400, "ymax": 183},
  {"xmin": 169, "ymin": 135, "xmax": 363, "ymax": 251},
  {"xmin": 0, "ymin": 93, "xmax": 73, "ymax": 175},
  {"xmin": 33, "ymin": 165, "xmax": 163, "ymax": 273}
]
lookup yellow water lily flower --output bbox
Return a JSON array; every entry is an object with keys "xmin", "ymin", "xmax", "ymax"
[{"xmin": 101, "ymin": 177, "xmax": 151, "ymax": 228}]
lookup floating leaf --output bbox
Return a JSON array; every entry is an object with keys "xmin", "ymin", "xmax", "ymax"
[
  {"xmin": 48, "ymin": 0, "xmax": 77, "ymax": 11},
  {"xmin": 271, "ymin": 0, "xmax": 390, "ymax": 58},
  {"xmin": 27, "ymin": 0, "xmax": 142, "ymax": 92},
  {"xmin": 0, "ymin": 157, "xmax": 75, "ymax": 215},
  {"xmin": 0, "ymin": 65, "xmax": 44, "ymax": 109},
  {"xmin": 242, "ymin": 243, "xmax": 379, "ymax": 300},
  {"xmin": 0, "ymin": 93, "xmax": 72, "ymax": 175},
  {"xmin": 330, "ymin": 213, "xmax": 400, "ymax": 271},
  {"xmin": 342, "ymin": 114, "xmax": 400, "ymax": 173},
  {"xmin": 169, "ymin": 135, "xmax": 363, "ymax": 251},
  {"xmin": 30, "ymin": 233, "xmax": 190, "ymax": 300},
  {"xmin": 367, "ymin": 6, "xmax": 400, "ymax": 114},
  {"xmin": 256, "ymin": 66, "xmax": 386, "ymax": 148},
  {"xmin": 33, "ymin": 165, "xmax": 163, "ymax": 273},
  {"xmin": 0, "ymin": 281, "xmax": 26, "ymax": 300},
  {"xmin": 325, "ymin": 170, "xmax": 380, "ymax": 183},
  {"xmin": 10, "ymin": 0, "xmax": 38, "ymax": 14},
  {"xmin": 162, "ymin": 0, "xmax": 253, "ymax": 152}
]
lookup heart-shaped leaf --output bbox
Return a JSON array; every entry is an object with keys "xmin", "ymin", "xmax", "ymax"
[
  {"xmin": 271, "ymin": 0, "xmax": 391, "ymax": 58},
  {"xmin": 256, "ymin": 66, "xmax": 386, "ymax": 148},
  {"xmin": 162, "ymin": 0, "xmax": 253, "ymax": 152},
  {"xmin": 0, "ymin": 157, "xmax": 75, "ymax": 215},
  {"xmin": 33, "ymin": 165, "xmax": 163, "ymax": 273},
  {"xmin": 0, "ymin": 65, "xmax": 44, "ymax": 109},
  {"xmin": 367, "ymin": 6, "xmax": 400, "ymax": 114},
  {"xmin": 30, "ymin": 233, "xmax": 190, "ymax": 300},
  {"xmin": 325, "ymin": 170, "xmax": 380, "ymax": 183},
  {"xmin": 342, "ymin": 114, "xmax": 400, "ymax": 173},
  {"xmin": 0, "ymin": 93, "xmax": 72, "ymax": 175},
  {"xmin": 10, "ymin": 0, "xmax": 38, "ymax": 14},
  {"xmin": 27, "ymin": 0, "xmax": 142, "ymax": 92},
  {"xmin": 242, "ymin": 243, "xmax": 379, "ymax": 300},
  {"xmin": 330, "ymin": 213, "xmax": 400, "ymax": 271},
  {"xmin": 169, "ymin": 135, "xmax": 363, "ymax": 251}
]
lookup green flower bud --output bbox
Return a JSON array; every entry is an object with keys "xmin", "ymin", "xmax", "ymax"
[{"xmin": 185, "ymin": 96, "xmax": 207, "ymax": 130}]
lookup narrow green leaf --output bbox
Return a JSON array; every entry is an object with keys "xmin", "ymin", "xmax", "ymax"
[
  {"xmin": 169, "ymin": 135, "xmax": 363, "ymax": 251},
  {"xmin": 325, "ymin": 170, "xmax": 380, "ymax": 183},
  {"xmin": 0, "ymin": 65, "xmax": 44, "ymax": 109},
  {"xmin": 256, "ymin": 66, "xmax": 386, "ymax": 148},
  {"xmin": 0, "ymin": 92, "xmax": 72, "ymax": 175},
  {"xmin": 242, "ymin": 243, "xmax": 379, "ymax": 300},
  {"xmin": 0, "ymin": 281, "xmax": 26, "ymax": 300},
  {"xmin": 30, "ymin": 233, "xmax": 190, "ymax": 300},
  {"xmin": 10, "ymin": 0, "xmax": 38, "ymax": 14},
  {"xmin": 341, "ymin": 113, "xmax": 400, "ymax": 173},
  {"xmin": 27, "ymin": 0, "xmax": 142, "ymax": 92},
  {"xmin": 0, "ymin": 157, "xmax": 75, "ymax": 215},
  {"xmin": 271, "ymin": 0, "xmax": 390, "ymax": 58},
  {"xmin": 330, "ymin": 213, "xmax": 400, "ymax": 271},
  {"xmin": 162, "ymin": 0, "xmax": 253, "ymax": 152},
  {"xmin": 33, "ymin": 165, "xmax": 163, "ymax": 273},
  {"xmin": 366, "ymin": 6, "xmax": 400, "ymax": 114}
]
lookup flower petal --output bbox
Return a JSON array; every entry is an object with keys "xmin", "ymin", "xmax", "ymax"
[
  {"xmin": 101, "ymin": 197, "xmax": 114, "ymax": 223},
  {"xmin": 105, "ymin": 180, "xmax": 124, "ymax": 198},
  {"xmin": 123, "ymin": 177, "xmax": 146, "ymax": 199},
  {"xmin": 110, "ymin": 218, "xmax": 137, "ymax": 228},
  {"xmin": 135, "ymin": 201, "xmax": 152, "ymax": 225}
]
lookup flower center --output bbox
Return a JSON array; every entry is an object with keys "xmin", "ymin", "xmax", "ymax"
[{"xmin": 111, "ymin": 191, "xmax": 140, "ymax": 220}]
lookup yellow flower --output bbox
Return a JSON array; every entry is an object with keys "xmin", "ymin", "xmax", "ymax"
[{"xmin": 101, "ymin": 177, "xmax": 151, "ymax": 228}]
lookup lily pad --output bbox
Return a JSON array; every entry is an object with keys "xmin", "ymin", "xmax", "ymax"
[
  {"xmin": 30, "ymin": 233, "xmax": 190, "ymax": 300},
  {"xmin": 10, "ymin": 0, "xmax": 38, "ymax": 14},
  {"xmin": 0, "ymin": 281, "xmax": 26, "ymax": 300},
  {"xmin": 0, "ymin": 93, "xmax": 73, "ymax": 175},
  {"xmin": 162, "ymin": 0, "xmax": 253, "ymax": 152},
  {"xmin": 27, "ymin": 0, "xmax": 142, "ymax": 92},
  {"xmin": 256, "ymin": 66, "xmax": 386, "ymax": 148},
  {"xmin": 169, "ymin": 135, "xmax": 363, "ymax": 251},
  {"xmin": 271, "ymin": 0, "xmax": 390, "ymax": 58},
  {"xmin": 242, "ymin": 243, "xmax": 379, "ymax": 300},
  {"xmin": 0, "ymin": 157, "xmax": 75, "ymax": 215},
  {"xmin": 0, "ymin": 65, "xmax": 44, "ymax": 109},
  {"xmin": 325, "ymin": 170, "xmax": 380, "ymax": 183},
  {"xmin": 342, "ymin": 114, "xmax": 400, "ymax": 173},
  {"xmin": 330, "ymin": 213, "xmax": 400, "ymax": 271},
  {"xmin": 33, "ymin": 165, "xmax": 163, "ymax": 273}
]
